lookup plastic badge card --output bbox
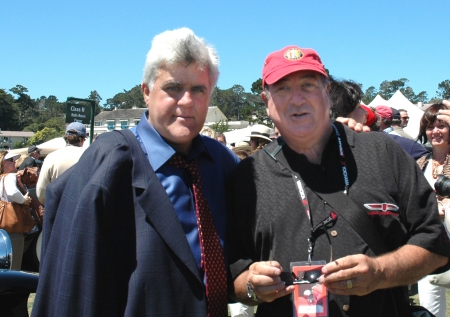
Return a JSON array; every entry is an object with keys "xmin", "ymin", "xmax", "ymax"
[{"xmin": 291, "ymin": 261, "xmax": 328, "ymax": 317}]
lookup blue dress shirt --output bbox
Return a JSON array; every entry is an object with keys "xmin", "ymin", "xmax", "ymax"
[{"xmin": 131, "ymin": 111, "xmax": 239, "ymax": 282}]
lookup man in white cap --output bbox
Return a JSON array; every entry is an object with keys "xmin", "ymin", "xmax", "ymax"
[
  {"xmin": 227, "ymin": 45, "xmax": 450, "ymax": 316},
  {"xmin": 36, "ymin": 122, "xmax": 87, "ymax": 205}
]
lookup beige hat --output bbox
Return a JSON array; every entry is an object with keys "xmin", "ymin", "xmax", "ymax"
[
  {"xmin": 246, "ymin": 124, "xmax": 272, "ymax": 142},
  {"xmin": 233, "ymin": 141, "xmax": 252, "ymax": 152}
]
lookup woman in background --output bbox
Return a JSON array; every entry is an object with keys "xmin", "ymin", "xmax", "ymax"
[
  {"xmin": 0, "ymin": 151, "xmax": 32, "ymax": 270},
  {"xmin": 416, "ymin": 103, "xmax": 450, "ymax": 317}
]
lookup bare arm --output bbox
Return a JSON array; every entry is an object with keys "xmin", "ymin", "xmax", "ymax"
[{"xmin": 318, "ymin": 245, "xmax": 449, "ymax": 296}]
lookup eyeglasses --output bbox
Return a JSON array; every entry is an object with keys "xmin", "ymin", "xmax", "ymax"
[{"xmin": 401, "ymin": 117, "xmax": 409, "ymax": 120}]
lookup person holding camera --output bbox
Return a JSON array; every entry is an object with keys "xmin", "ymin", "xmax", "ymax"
[{"xmin": 416, "ymin": 103, "xmax": 450, "ymax": 317}]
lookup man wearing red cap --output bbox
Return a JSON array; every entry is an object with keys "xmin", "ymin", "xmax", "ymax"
[{"xmin": 227, "ymin": 46, "xmax": 450, "ymax": 316}]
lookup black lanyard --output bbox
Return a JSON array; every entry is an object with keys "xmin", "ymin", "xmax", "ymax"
[{"xmin": 264, "ymin": 123, "xmax": 347, "ymax": 263}]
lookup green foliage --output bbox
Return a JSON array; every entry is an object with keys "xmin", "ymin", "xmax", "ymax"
[
  {"xmin": 364, "ymin": 78, "xmax": 429, "ymax": 104},
  {"xmin": 210, "ymin": 120, "xmax": 230, "ymax": 133},
  {"xmin": 10, "ymin": 85, "xmax": 36, "ymax": 127},
  {"xmin": 104, "ymin": 85, "xmax": 144, "ymax": 110},
  {"xmin": 0, "ymin": 89, "xmax": 18, "ymax": 130},
  {"xmin": 44, "ymin": 117, "xmax": 66, "ymax": 132},
  {"xmin": 436, "ymin": 80, "xmax": 450, "ymax": 100},
  {"xmin": 378, "ymin": 78, "xmax": 409, "ymax": 100},
  {"xmin": 1, "ymin": 77, "xmax": 449, "ymax": 135},
  {"xmin": 251, "ymin": 78, "xmax": 263, "ymax": 95},
  {"xmin": 27, "ymin": 127, "xmax": 63, "ymax": 145},
  {"xmin": 14, "ymin": 140, "xmax": 27, "ymax": 149},
  {"xmin": 23, "ymin": 123, "xmax": 45, "ymax": 132},
  {"xmin": 88, "ymin": 90, "xmax": 103, "ymax": 115},
  {"xmin": 362, "ymin": 86, "xmax": 377, "ymax": 105}
]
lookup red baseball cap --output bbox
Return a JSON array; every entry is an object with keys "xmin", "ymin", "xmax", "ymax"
[
  {"xmin": 361, "ymin": 105, "xmax": 377, "ymax": 126},
  {"xmin": 375, "ymin": 105, "xmax": 392, "ymax": 120},
  {"xmin": 262, "ymin": 46, "xmax": 328, "ymax": 88}
]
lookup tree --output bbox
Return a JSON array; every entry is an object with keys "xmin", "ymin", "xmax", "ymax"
[
  {"xmin": 27, "ymin": 127, "xmax": 63, "ymax": 145},
  {"xmin": 0, "ymin": 89, "xmax": 18, "ymax": 130},
  {"xmin": 251, "ymin": 78, "xmax": 263, "ymax": 95},
  {"xmin": 14, "ymin": 140, "xmax": 27, "ymax": 149},
  {"xmin": 362, "ymin": 86, "xmax": 377, "ymax": 105},
  {"xmin": 229, "ymin": 85, "xmax": 248, "ymax": 120},
  {"xmin": 210, "ymin": 87, "xmax": 230, "ymax": 116},
  {"xmin": 9, "ymin": 85, "xmax": 36, "ymax": 128},
  {"xmin": 88, "ymin": 90, "xmax": 103, "ymax": 115},
  {"xmin": 41, "ymin": 95, "xmax": 64, "ymax": 121},
  {"xmin": 103, "ymin": 85, "xmax": 145, "ymax": 111},
  {"xmin": 413, "ymin": 91, "xmax": 428, "ymax": 103},
  {"xmin": 435, "ymin": 80, "xmax": 450, "ymax": 101},
  {"xmin": 210, "ymin": 120, "xmax": 229, "ymax": 133},
  {"xmin": 378, "ymin": 78, "xmax": 408, "ymax": 100}
]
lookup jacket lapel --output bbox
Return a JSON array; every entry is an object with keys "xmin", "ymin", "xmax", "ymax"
[{"xmin": 117, "ymin": 130, "xmax": 202, "ymax": 286}]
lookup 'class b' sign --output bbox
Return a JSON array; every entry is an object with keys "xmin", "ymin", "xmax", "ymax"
[{"xmin": 65, "ymin": 98, "xmax": 93, "ymax": 124}]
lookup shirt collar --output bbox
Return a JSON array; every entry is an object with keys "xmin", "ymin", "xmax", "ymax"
[{"xmin": 135, "ymin": 110, "xmax": 213, "ymax": 171}]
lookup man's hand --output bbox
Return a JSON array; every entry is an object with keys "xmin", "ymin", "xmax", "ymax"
[
  {"xmin": 318, "ymin": 245, "xmax": 449, "ymax": 296},
  {"xmin": 23, "ymin": 193, "xmax": 32, "ymax": 205},
  {"xmin": 318, "ymin": 254, "xmax": 383, "ymax": 296},
  {"xmin": 234, "ymin": 261, "xmax": 294, "ymax": 304},
  {"xmin": 336, "ymin": 117, "xmax": 371, "ymax": 132}
]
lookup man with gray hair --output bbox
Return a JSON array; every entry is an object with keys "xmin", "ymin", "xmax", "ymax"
[{"xmin": 32, "ymin": 28, "xmax": 239, "ymax": 317}]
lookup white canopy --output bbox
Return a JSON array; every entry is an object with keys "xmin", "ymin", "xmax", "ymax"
[
  {"xmin": 388, "ymin": 91, "xmax": 423, "ymax": 139},
  {"xmin": 9, "ymin": 137, "xmax": 90, "ymax": 156},
  {"xmin": 369, "ymin": 91, "xmax": 423, "ymax": 139}
]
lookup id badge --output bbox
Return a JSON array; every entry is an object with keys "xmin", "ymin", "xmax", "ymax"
[{"xmin": 291, "ymin": 261, "xmax": 328, "ymax": 317}]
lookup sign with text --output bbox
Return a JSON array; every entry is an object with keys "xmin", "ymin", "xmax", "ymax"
[{"xmin": 66, "ymin": 103, "xmax": 91, "ymax": 124}]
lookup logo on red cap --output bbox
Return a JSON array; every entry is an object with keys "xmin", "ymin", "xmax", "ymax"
[{"xmin": 284, "ymin": 48, "xmax": 303, "ymax": 61}]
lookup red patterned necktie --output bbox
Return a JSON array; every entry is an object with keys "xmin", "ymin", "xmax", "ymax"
[{"xmin": 169, "ymin": 154, "xmax": 228, "ymax": 317}]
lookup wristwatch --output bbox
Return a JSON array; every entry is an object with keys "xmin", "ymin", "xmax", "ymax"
[{"xmin": 246, "ymin": 281, "xmax": 258, "ymax": 301}]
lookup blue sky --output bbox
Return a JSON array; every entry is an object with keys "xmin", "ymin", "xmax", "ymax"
[{"xmin": 1, "ymin": 0, "xmax": 449, "ymax": 105}]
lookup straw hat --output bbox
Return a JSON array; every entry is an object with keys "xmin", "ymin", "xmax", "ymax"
[
  {"xmin": 246, "ymin": 124, "xmax": 272, "ymax": 142},
  {"xmin": 233, "ymin": 141, "xmax": 252, "ymax": 152}
]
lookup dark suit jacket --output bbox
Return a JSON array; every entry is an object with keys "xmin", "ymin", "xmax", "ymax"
[
  {"xmin": 32, "ymin": 130, "xmax": 211, "ymax": 317},
  {"xmin": 18, "ymin": 156, "xmax": 38, "ymax": 171}
]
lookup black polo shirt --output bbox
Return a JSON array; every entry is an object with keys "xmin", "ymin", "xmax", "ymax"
[{"xmin": 227, "ymin": 122, "xmax": 450, "ymax": 317}]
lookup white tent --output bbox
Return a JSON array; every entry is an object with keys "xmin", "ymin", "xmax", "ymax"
[
  {"xmin": 9, "ymin": 137, "xmax": 90, "ymax": 156},
  {"xmin": 368, "ymin": 95, "xmax": 388, "ymax": 108},
  {"xmin": 388, "ymin": 91, "xmax": 423, "ymax": 139},
  {"xmin": 368, "ymin": 91, "xmax": 423, "ymax": 139}
]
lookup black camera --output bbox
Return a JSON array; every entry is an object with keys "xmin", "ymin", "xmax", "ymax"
[{"xmin": 434, "ymin": 174, "xmax": 450, "ymax": 197}]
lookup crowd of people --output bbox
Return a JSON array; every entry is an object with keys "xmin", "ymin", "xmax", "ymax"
[{"xmin": 1, "ymin": 27, "xmax": 447, "ymax": 317}]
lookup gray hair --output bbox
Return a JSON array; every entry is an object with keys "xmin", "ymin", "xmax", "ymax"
[{"xmin": 142, "ymin": 27, "xmax": 219, "ymax": 94}]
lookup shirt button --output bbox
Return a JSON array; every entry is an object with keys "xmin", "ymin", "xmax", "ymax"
[
  {"xmin": 331, "ymin": 230, "xmax": 338, "ymax": 237},
  {"xmin": 343, "ymin": 304, "xmax": 349, "ymax": 312}
]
